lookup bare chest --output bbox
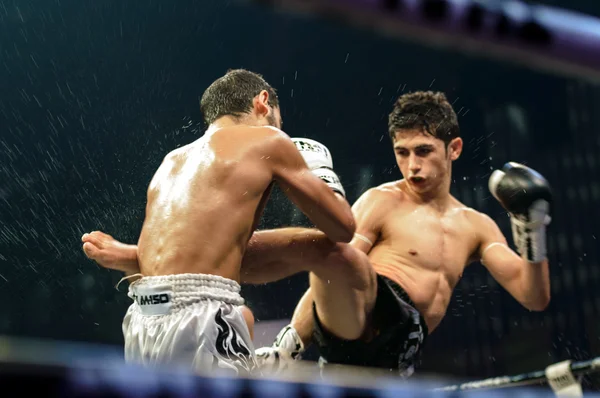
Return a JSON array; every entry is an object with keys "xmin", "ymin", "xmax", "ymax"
[{"xmin": 374, "ymin": 208, "xmax": 480, "ymax": 282}]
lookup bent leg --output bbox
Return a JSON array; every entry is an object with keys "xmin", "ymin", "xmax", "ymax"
[{"xmin": 309, "ymin": 244, "xmax": 377, "ymax": 340}]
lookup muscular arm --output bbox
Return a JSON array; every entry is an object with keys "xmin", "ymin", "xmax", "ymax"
[
  {"xmin": 240, "ymin": 187, "xmax": 386, "ymax": 283},
  {"xmin": 477, "ymin": 214, "xmax": 550, "ymax": 311},
  {"xmin": 267, "ymin": 130, "xmax": 355, "ymax": 243},
  {"xmin": 347, "ymin": 188, "xmax": 386, "ymax": 254}
]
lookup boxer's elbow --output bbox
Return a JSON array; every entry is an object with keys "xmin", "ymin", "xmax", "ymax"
[
  {"xmin": 327, "ymin": 227, "xmax": 354, "ymax": 243},
  {"xmin": 309, "ymin": 202, "xmax": 355, "ymax": 243},
  {"xmin": 342, "ymin": 200, "xmax": 357, "ymax": 241},
  {"xmin": 526, "ymin": 301, "xmax": 549, "ymax": 312},
  {"xmin": 530, "ymin": 278, "xmax": 551, "ymax": 312},
  {"xmin": 533, "ymin": 292, "xmax": 551, "ymax": 311},
  {"xmin": 537, "ymin": 297, "xmax": 551, "ymax": 311},
  {"xmin": 332, "ymin": 212, "xmax": 356, "ymax": 243},
  {"xmin": 524, "ymin": 292, "xmax": 550, "ymax": 312},
  {"xmin": 336, "ymin": 230, "xmax": 355, "ymax": 244}
]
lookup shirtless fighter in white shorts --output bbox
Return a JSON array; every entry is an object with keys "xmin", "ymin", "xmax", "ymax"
[{"xmin": 81, "ymin": 69, "xmax": 355, "ymax": 375}]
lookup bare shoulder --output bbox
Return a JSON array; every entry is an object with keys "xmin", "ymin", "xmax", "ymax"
[
  {"xmin": 164, "ymin": 143, "xmax": 191, "ymax": 159},
  {"xmin": 245, "ymin": 126, "xmax": 295, "ymax": 155},
  {"xmin": 247, "ymin": 125, "xmax": 289, "ymax": 140},
  {"xmin": 452, "ymin": 203, "xmax": 494, "ymax": 226},
  {"xmin": 209, "ymin": 126, "xmax": 293, "ymax": 163},
  {"xmin": 354, "ymin": 181, "xmax": 406, "ymax": 211},
  {"xmin": 376, "ymin": 180, "xmax": 403, "ymax": 194},
  {"xmin": 372, "ymin": 180, "xmax": 407, "ymax": 197},
  {"xmin": 450, "ymin": 204, "xmax": 506, "ymax": 263},
  {"xmin": 157, "ymin": 145, "xmax": 186, "ymax": 169},
  {"xmin": 213, "ymin": 125, "xmax": 288, "ymax": 145},
  {"xmin": 453, "ymin": 204, "xmax": 503, "ymax": 242},
  {"xmin": 148, "ymin": 145, "xmax": 190, "ymax": 191}
]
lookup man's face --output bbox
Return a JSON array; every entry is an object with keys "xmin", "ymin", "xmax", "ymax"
[{"xmin": 392, "ymin": 129, "xmax": 460, "ymax": 194}]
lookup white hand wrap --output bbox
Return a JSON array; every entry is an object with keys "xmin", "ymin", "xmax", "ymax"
[{"xmin": 509, "ymin": 199, "xmax": 551, "ymax": 263}]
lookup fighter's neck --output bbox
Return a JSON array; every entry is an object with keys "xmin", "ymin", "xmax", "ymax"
[
  {"xmin": 414, "ymin": 192, "xmax": 454, "ymax": 211},
  {"xmin": 402, "ymin": 179, "xmax": 454, "ymax": 211},
  {"xmin": 209, "ymin": 115, "xmax": 263, "ymax": 131}
]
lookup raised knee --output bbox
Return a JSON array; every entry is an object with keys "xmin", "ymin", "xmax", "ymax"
[
  {"xmin": 332, "ymin": 245, "xmax": 373, "ymax": 289},
  {"xmin": 324, "ymin": 243, "xmax": 355, "ymax": 268}
]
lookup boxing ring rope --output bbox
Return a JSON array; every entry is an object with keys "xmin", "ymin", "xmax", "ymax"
[
  {"xmin": 287, "ymin": 358, "xmax": 599, "ymax": 396},
  {"xmin": 2, "ymin": 336, "xmax": 600, "ymax": 397},
  {"xmin": 247, "ymin": 0, "xmax": 600, "ymax": 83},
  {"xmin": 436, "ymin": 357, "xmax": 600, "ymax": 396},
  {"xmin": 4, "ymin": 1, "xmax": 597, "ymax": 397}
]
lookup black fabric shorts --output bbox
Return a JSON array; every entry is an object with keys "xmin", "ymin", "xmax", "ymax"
[{"xmin": 312, "ymin": 274, "xmax": 428, "ymax": 377}]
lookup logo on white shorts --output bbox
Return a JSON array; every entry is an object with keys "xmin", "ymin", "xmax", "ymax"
[
  {"xmin": 133, "ymin": 294, "xmax": 170, "ymax": 305},
  {"xmin": 131, "ymin": 285, "xmax": 173, "ymax": 316}
]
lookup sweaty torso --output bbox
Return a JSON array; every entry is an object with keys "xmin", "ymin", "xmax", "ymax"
[
  {"xmin": 368, "ymin": 182, "xmax": 483, "ymax": 332},
  {"xmin": 136, "ymin": 126, "xmax": 275, "ymax": 282}
]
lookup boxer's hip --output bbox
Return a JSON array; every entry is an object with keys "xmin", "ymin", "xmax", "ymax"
[
  {"xmin": 122, "ymin": 273, "xmax": 256, "ymax": 375},
  {"xmin": 313, "ymin": 274, "xmax": 428, "ymax": 377},
  {"xmin": 126, "ymin": 273, "xmax": 244, "ymax": 314}
]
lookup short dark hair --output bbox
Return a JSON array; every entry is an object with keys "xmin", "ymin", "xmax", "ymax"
[
  {"xmin": 200, "ymin": 69, "xmax": 279, "ymax": 126},
  {"xmin": 388, "ymin": 91, "xmax": 460, "ymax": 146}
]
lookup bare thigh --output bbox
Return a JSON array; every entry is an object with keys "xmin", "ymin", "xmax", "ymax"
[{"xmin": 308, "ymin": 244, "xmax": 377, "ymax": 340}]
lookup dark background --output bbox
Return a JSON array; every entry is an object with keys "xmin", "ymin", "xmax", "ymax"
[{"xmin": 0, "ymin": 0, "xmax": 599, "ymax": 385}]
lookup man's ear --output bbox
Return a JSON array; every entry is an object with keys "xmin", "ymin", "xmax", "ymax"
[
  {"xmin": 448, "ymin": 137, "xmax": 463, "ymax": 161},
  {"xmin": 253, "ymin": 90, "xmax": 271, "ymax": 117}
]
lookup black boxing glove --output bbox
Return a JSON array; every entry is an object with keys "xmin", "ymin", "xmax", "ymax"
[{"xmin": 488, "ymin": 162, "xmax": 552, "ymax": 263}]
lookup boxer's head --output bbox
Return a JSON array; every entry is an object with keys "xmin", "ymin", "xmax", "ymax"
[
  {"xmin": 388, "ymin": 91, "xmax": 462, "ymax": 195},
  {"xmin": 200, "ymin": 69, "xmax": 281, "ymax": 129}
]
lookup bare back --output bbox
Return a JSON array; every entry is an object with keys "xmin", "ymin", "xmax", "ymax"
[
  {"xmin": 362, "ymin": 181, "xmax": 487, "ymax": 332},
  {"xmin": 136, "ymin": 126, "xmax": 275, "ymax": 281}
]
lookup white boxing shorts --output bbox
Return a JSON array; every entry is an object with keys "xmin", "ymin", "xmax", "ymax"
[{"xmin": 122, "ymin": 273, "xmax": 256, "ymax": 375}]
